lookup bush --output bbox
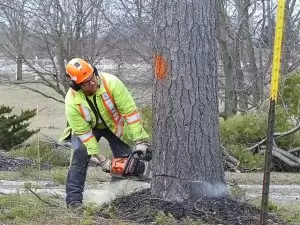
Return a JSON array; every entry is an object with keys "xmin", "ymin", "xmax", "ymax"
[
  {"xmin": 229, "ymin": 144, "xmax": 264, "ymax": 169},
  {"xmin": 220, "ymin": 106, "xmax": 300, "ymax": 150},
  {"xmin": 278, "ymin": 72, "xmax": 300, "ymax": 117},
  {"xmin": 0, "ymin": 105, "xmax": 36, "ymax": 151}
]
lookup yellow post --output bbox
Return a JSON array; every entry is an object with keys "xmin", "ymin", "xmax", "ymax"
[{"xmin": 260, "ymin": 0, "xmax": 286, "ymax": 224}]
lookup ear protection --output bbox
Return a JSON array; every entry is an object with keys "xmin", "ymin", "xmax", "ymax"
[{"xmin": 67, "ymin": 66, "xmax": 99, "ymax": 91}]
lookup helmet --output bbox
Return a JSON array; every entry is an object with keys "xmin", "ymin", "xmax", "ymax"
[{"xmin": 66, "ymin": 58, "xmax": 94, "ymax": 84}]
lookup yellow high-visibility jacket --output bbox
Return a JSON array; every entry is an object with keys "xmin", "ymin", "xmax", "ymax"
[{"xmin": 59, "ymin": 72, "xmax": 149, "ymax": 155}]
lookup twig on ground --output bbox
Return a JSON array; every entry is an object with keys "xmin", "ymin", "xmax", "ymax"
[{"xmin": 24, "ymin": 186, "xmax": 60, "ymax": 207}]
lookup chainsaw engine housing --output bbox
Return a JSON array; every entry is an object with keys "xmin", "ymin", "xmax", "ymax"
[{"xmin": 111, "ymin": 156, "xmax": 145, "ymax": 177}]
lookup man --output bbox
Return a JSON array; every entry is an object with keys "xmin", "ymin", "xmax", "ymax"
[{"xmin": 59, "ymin": 58, "xmax": 150, "ymax": 212}]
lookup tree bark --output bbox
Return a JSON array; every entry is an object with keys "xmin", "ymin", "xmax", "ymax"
[
  {"xmin": 16, "ymin": 53, "xmax": 23, "ymax": 81},
  {"xmin": 235, "ymin": 0, "xmax": 262, "ymax": 108},
  {"xmin": 152, "ymin": 0, "xmax": 227, "ymax": 202},
  {"xmin": 217, "ymin": 0, "xmax": 237, "ymax": 119}
]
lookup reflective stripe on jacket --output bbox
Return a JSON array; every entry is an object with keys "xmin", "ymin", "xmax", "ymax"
[{"xmin": 59, "ymin": 72, "xmax": 149, "ymax": 155}]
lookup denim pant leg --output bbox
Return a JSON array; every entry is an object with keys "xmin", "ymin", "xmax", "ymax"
[
  {"xmin": 92, "ymin": 128, "xmax": 132, "ymax": 158},
  {"xmin": 104, "ymin": 130, "xmax": 132, "ymax": 157},
  {"xmin": 66, "ymin": 135, "xmax": 91, "ymax": 205}
]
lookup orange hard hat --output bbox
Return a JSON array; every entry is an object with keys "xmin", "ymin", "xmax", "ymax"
[{"xmin": 66, "ymin": 58, "xmax": 94, "ymax": 84}]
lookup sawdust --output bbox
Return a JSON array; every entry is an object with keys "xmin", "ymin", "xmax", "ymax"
[{"xmin": 95, "ymin": 189, "xmax": 286, "ymax": 225}]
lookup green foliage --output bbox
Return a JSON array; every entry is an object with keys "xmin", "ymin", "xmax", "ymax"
[
  {"xmin": 229, "ymin": 145, "xmax": 264, "ymax": 170},
  {"xmin": 9, "ymin": 141, "xmax": 70, "ymax": 167},
  {"xmin": 276, "ymin": 204, "xmax": 300, "ymax": 224},
  {"xmin": 220, "ymin": 106, "xmax": 300, "ymax": 150},
  {"xmin": 107, "ymin": 204, "xmax": 117, "ymax": 218},
  {"xmin": 0, "ymin": 105, "xmax": 36, "ymax": 151},
  {"xmin": 52, "ymin": 169, "xmax": 67, "ymax": 184},
  {"xmin": 182, "ymin": 217, "xmax": 205, "ymax": 225},
  {"xmin": 0, "ymin": 194, "xmax": 47, "ymax": 222},
  {"xmin": 268, "ymin": 201, "xmax": 279, "ymax": 211},
  {"xmin": 278, "ymin": 72, "xmax": 300, "ymax": 117},
  {"xmin": 220, "ymin": 113, "xmax": 267, "ymax": 146},
  {"xmin": 0, "ymin": 194, "xmax": 84, "ymax": 224},
  {"xmin": 155, "ymin": 211, "xmax": 177, "ymax": 225}
]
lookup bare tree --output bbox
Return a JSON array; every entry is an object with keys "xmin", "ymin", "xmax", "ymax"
[
  {"xmin": 152, "ymin": 0, "xmax": 227, "ymax": 201},
  {"xmin": 0, "ymin": 0, "xmax": 110, "ymax": 101},
  {"xmin": 0, "ymin": 0, "xmax": 29, "ymax": 80},
  {"xmin": 235, "ymin": 0, "xmax": 263, "ymax": 108},
  {"xmin": 282, "ymin": 0, "xmax": 300, "ymax": 75},
  {"xmin": 217, "ymin": 0, "xmax": 237, "ymax": 119}
]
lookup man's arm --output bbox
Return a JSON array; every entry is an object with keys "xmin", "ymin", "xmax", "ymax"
[
  {"xmin": 66, "ymin": 103, "xmax": 104, "ymax": 159},
  {"xmin": 109, "ymin": 76, "xmax": 149, "ymax": 142}
]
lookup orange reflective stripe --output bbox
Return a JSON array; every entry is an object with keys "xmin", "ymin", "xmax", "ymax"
[
  {"xmin": 100, "ymin": 76, "xmax": 123, "ymax": 137},
  {"xmin": 77, "ymin": 130, "xmax": 94, "ymax": 143},
  {"xmin": 78, "ymin": 104, "xmax": 92, "ymax": 122},
  {"xmin": 101, "ymin": 76, "xmax": 115, "ymax": 104},
  {"xmin": 78, "ymin": 105, "xmax": 86, "ymax": 120},
  {"xmin": 124, "ymin": 111, "xmax": 141, "ymax": 124}
]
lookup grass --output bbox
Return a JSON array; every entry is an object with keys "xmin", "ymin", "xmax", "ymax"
[
  {"xmin": 1, "ymin": 168, "xmax": 300, "ymax": 224},
  {"xmin": 8, "ymin": 141, "xmax": 70, "ymax": 167},
  {"xmin": 0, "ymin": 167, "xmax": 68, "ymax": 184},
  {"xmin": 276, "ymin": 204, "xmax": 300, "ymax": 224},
  {"xmin": 0, "ymin": 193, "xmax": 105, "ymax": 225},
  {"xmin": 0, "ymin": 193, "xmax": 141, "ymax": 225},
  {"xmin": 0, "ymin": 167, "xmax": 111, "ymax": 186},
  {"xmin": 250, "ymin": 199, "xmax": 300, "ymax": 225}
]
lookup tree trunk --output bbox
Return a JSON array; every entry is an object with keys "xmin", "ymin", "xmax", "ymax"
[
  {"xmin": 235, "ymin": 36, "xmax": 248, "ymax": 113},
  {"xmin": 217, "ymin": 0, "xmax": 237, "ymax": 119},
  {"xmin": 152, "ymin": 0, "xmax": 227, "ymax": 202},
  {"xmin": 16, "ymin": 53, "xmax": 23, "ymax": 81},
  {"xmin": 236, "ymin": 0, "xmax": 262, "ymax": 108},
  {"xmin": 282, "ymin": 0, "xmax": 296, "ymax": 75}
]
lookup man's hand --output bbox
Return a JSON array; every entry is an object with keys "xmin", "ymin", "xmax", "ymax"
[
  {"xmin": 134, "ymin": 141, "xmax": 152, "ymax": 161},
  {"xmin": 99, "ymin": 158, "xmax": 112, "ymax": 173}
]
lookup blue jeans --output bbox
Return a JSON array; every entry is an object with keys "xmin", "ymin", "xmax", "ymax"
[{"xmin": 65, "ymin": 128, "xmax": 132, "ymax": 205}]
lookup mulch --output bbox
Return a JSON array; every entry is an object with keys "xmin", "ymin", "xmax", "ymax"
[
  {"xmin": 0, "ymin": 151, "xmax": 52, "ymax": 171},
  {"xmin": 95, "ymin": 189, "xmax": 286, "ymax": 225}
]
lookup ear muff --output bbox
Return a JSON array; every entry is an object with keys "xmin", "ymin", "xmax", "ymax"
[
  {"xmin": 69, "ymin": 80, "xmax": 81, "ymax": 91},
  {"xmin": 92, "ymin": 66, "xmax": 99, "ymax": 77},
  {"xmin": 66, "ymin": 74, "xmax": 81, "ymax": 91}
]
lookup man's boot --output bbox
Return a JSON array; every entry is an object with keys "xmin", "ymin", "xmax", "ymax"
[{"xmin": 67, "ymin": 202, "xmax": 84, "ymax": 215}]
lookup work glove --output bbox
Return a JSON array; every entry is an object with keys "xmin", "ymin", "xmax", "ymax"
[
  {"xmin": 99, "ymin": 157, "xmax": 112, "ymax": 173},
  {"xmin": 134, "ymin": 141, "xmax": 152, "ymax": 161}
]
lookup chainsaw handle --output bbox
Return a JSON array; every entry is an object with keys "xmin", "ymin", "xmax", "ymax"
[
  {"xmin": 131, "ymin": 148, "xmax": 152, "ymax": 161},
  {"xmin": 121, "ymin": 150, "xmax": 142, "ymax": 177}
]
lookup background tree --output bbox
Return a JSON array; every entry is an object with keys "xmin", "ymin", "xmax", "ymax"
[
  {"xmin": 0, "ymin": 0, "xmax": 29, "ymax": 81},
  {"xmin": 151, "ymin": 0, "xmax": 227, "ymax": 201},
  {"xmin": 0, "ymin": 105, "xmax": 36, "ymax": 151}
]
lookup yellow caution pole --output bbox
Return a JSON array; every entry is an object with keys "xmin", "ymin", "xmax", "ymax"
[{"xmin": 260, "ymin": 0, "xmax": 286, "ymax": 224}]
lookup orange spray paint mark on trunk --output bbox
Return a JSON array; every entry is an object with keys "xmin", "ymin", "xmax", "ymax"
[{"xmin": 154, "ymin": 54, "xmax": 168, "ymax": 80}]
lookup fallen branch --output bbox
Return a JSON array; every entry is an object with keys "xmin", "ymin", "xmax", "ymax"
[
  {"xmin": 272, "ymin": 150, "xmax": 300, "ymax": 168},
  {"xmin": 247, "ymin": 123, "xmax": 300, "ymax": 152},
  {"xmin": 288, "ymin": 147, "xmax": 300, "ymax": 155},
  {"xmin": 220, "ymin": 145, "xmax": 240, "ymax": 172},
  {"xmin": 273, "ymin": 147, "xmax": 300, "ymax": 164}
]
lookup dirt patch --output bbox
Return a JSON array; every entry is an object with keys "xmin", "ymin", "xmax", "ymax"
[{"xmin": 95, "ymin": 189, "xmax": 285, "ymax": 225}]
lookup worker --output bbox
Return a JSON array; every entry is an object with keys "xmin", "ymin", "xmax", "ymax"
[{"xmin": 59, "ymin": 58, "xmax": 150, "ymax": 212}]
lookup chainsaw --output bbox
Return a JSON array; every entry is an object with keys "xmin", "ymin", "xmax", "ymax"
[{"xmin": 110, "ymin": 149, "xmax": 152, "ymax": 178}]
